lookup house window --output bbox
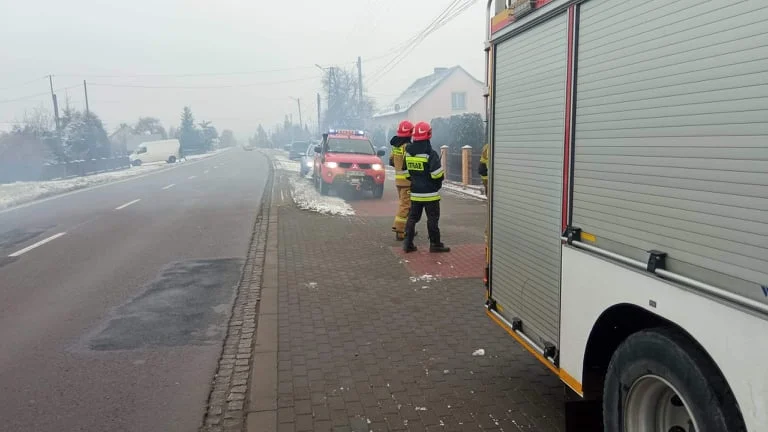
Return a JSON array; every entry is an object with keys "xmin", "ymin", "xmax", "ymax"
[{"xmin": 451, "ymin": 92, "xmax": 466, "ymax": 110}]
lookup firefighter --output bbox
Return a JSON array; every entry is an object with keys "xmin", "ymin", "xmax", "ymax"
[
  {"xmin": 402, "ymin": 121, "xmax": 450, "ymax": 253},
  {"xmin": 390, "ymin": 120, "xmax": 414, "ymax": 240},
  {"xmin": 478, "ymin": 142, "xmax": 489, "ymax": 196}
]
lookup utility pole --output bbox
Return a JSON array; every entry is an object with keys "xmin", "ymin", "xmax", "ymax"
[
  {"xmin": 83, "ymin": 80, "xmax": 90, "ymax": 115},
  {"xmin": 357, "ymin": 56, "xmax": 363, "ymax": 105},
  {"xmin": 316, "ymin": 93, "xmax": 321, "ymax": 134},
  {"xmin": 48, "ymin": 75, "xmax": 60, "ymax": 131},
  {"xmin": 290, "ymin": 97, "xmax": 303, "ymax": 129},
  {"xmin": 328, "ymin": 67, "xmax": 334, "ymax": 126}
]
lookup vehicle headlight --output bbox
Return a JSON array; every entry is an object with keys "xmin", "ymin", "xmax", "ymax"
[
  {"xmin": 371, "ymin": 163, "xmax": 383, "ymax": 171},
  {"xmin": 325, "ymin": 161, "xmax": 338, "ymax": 168},
  {"xmin": 305, "ymin": 160, "xmax": 313, "ymax": 167}
]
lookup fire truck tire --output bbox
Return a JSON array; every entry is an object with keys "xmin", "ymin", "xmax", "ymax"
[
  {"xmin": 373, "ymin": 184, "xmax": 384, "ymax": 199},
  {"xmin": 603, "ymin": 328, "xmax": 745, "ymax": 432},
  {"xmin": 319, "ymin": 180, "xmax": 330, "ymax": 196}
]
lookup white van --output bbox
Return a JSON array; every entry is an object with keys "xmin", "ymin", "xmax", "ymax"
[{"xmin": 129, "ymin": 139, "xmax": 181, "ymax": 166}]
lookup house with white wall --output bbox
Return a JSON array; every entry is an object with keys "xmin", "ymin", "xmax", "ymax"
[{"xmin": 372, "ymin": 66, "xmax": 485, "ymax": 129}]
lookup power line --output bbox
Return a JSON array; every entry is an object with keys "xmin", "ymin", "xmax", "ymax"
[
  {"xmin": 367, "ymin": 0, "xmax": 476, "ymax": 86},
  {"xmin": 0, "ymin": 84, "xmax": 81, "ymax": 104},
  {"xmin": 0, "ymin": 76, "xmax": 49, "ymax": 92},
  {"xmin": 367, "ymin": 0, "xmax": 476, "ymax": 85},
  {"xmin": 88, "ymin": 75, "xmax": 320, "ymax": 89}
]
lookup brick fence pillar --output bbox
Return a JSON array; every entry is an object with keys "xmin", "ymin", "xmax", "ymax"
[
  {"xmin": 461, "ymin": 145, "xmax": 472, "ymax": 185},
  {"xmin": 440, "ymin": 145, "xmax": 449, "ymax": 179}
]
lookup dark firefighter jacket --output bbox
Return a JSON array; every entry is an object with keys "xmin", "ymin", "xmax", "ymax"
[{"xmin": 402, "ymin": 139, "xmax": 444, "ymax": 202}]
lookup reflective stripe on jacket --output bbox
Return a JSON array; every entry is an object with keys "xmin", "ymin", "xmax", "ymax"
[{"xmin": 390, "ymin": 137, "xmax": 411, "ymax": 187}]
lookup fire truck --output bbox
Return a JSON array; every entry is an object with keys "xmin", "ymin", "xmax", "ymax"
[
  {"xmin": 313, "ymin": 129, "xmax": 387, "ymax": 198},
  {"xmin": 483, "ymin": 0, "xmax": 768, "ymax": 430}
]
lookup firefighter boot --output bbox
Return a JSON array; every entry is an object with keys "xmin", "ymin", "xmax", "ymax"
[
  {"xmin": 429, "ymin": 242, "xmax": 451, "ymax": 253},
  {"xmin": 402, "ymin": 233, "xmax": 418, "ymax": 253}
]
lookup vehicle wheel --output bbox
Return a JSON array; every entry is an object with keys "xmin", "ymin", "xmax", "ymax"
[
  {"xmin": 132, "ymin": 159, "xmax": 142, "ymax": 166},
  {"xmin": 373, "ymin": 184, "xmax": 384, "ymax": 199},
  {"xmin": 168, "ymin": 156, "xmax": 177, "ymax": 163},
  {"xmin": 319, "ymin": 180, "xmax": 330, "ymax": 196},
  {"xmin": 603, "ymin": 328, "xmax": 745, "ymax": 432}
]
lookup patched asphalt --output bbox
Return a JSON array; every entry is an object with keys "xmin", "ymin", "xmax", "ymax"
[{"xmin": 88, "ymin": 258, "xmax": 243, "ymax": 351}]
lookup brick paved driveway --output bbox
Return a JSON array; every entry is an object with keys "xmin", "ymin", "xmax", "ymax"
[{"xmin": 275, "ymin": 177, "xmax": 565, "ymax": 431}]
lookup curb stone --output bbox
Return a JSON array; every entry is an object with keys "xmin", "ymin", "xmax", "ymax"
[{"xmin": 200, "ymin": 156, "xmax": 273, "ymax": 432}]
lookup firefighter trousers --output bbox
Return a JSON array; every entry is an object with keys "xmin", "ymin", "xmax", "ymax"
[
  {"xmin": 392, "ymin": 186, "xmax": 411, "ymax": 234},
  {"xmin": 405, "ymin": 200, "xmax": 441, "ymax": 245}
]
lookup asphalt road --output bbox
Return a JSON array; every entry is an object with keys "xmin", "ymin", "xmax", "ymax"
[{"xmin": 0, "ymin": 149, "xmax": 269, "ymax": 432}]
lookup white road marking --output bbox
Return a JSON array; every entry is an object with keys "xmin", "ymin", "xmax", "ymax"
[
  {"xmin": 204, "ymin": 170, "xmax": 210, "ymax": 174},
  {"xmin": 162, "ymin": 183, "xmax": 176, "ymax": 190},
  {"xmin": 188, "ymin": 175, "xmax": 197, "ymax": 180},
  {"xmin": 115, "ymin": 199, "xmax": 141, "ymax": 210},
  {"xmin": 280, "ymin": 190, "xmax": 284, "ymax": 201},
  {"xmin": 9, "ymin": 232, "xmax": 67, "ymax": 257}
]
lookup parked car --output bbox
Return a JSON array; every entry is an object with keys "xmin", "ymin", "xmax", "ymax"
[
  {"xmin": 288, "ymin": 141, "xmax": 308, "ymax": 160},
  {"xmin": 312, "ymin": 129, "xmax": 386, "ymax": 199},
  {"xmin": 299, "ymin": 142, "xmax": 315, "ymax": 177},
  {"xmin": 129, "ymin": 139, "xmax": 181, "ymax": 166}
]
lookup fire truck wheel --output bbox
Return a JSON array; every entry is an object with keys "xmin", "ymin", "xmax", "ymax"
[
  {"xmin": 603, "ymin": 328, "xmax": 744, "ymax": 432},
  {"xmin": 373, "ymin": 184, "xmax": 384, "ymax": 199}
]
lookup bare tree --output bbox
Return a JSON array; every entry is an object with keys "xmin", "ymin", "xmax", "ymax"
[{"xmin": 321, "ymin": 66, "xmax": 375, "ymax": 130}]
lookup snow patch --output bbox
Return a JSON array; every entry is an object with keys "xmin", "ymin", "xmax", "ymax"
[
  {"xmin": 415, "ymin": 407, "xmax": 427, "ymax": 411},
  {"xmin": 0, "ymin": 149, "xmax": 227, "ymax": 210},
  {"xmin": 409, "ymin": 274, "xmax": 437, "ymax": 283},
  {"xmin": 472, "ymin": 348, "xmax": 486, "ymax": 357},
  {"xmin": 0, "ymin": 164, "xmax": 167, "ymax": 210},
  {"xmin": 288, "ymin": 177, "xmax": 354, "ymax": 216},
  {"xmin": 442, "ymin": 181, "xmax": 486, "ymax": 201},
  {"xmin": 272, "ymin": 154, "xmax": 302, "ymax": 172}
]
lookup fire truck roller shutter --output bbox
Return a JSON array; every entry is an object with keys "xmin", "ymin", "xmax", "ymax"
[
  {"xmin": 571, "ymin": 0, "xmax": 768, "ymax": 306},
  {"xmin": 491, "ymin": 13, "xmax": 568, "ymax": 349}
]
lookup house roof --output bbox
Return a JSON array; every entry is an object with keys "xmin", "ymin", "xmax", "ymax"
[{"xmin": 373, "ymin": 66, "xmax": 482, "ymax": 118}]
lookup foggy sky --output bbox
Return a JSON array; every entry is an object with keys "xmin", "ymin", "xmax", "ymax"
[{"xmin": 0, "ymin": 0, "xmax": 487, "ymax": 138}]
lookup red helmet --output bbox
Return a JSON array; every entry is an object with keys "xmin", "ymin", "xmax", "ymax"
[
  {"xmin": 412, "ymin": 121, "xmax": 432, "ymax": 141},
  {"xmin": 396, "ymin": 120, "xmax": 414, "ymax": 138}
]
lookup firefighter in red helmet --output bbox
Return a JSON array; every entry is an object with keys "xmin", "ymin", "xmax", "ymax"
[
  {"xmin": 390, "ymin": 120, "xmax": 415, "ymax": 240},
  {"xmin": 401, "ymin": 121, "xmax": 450, "ymax": 253}
]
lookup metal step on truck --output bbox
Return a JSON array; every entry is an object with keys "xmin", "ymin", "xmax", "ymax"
[{"xmin": 483, "ymin": 1, "xmax": 768, "ymax": 430}]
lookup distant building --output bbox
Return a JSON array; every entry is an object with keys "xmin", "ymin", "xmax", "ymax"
[
  {"xmin": 109, "ymin": 126, "xmax": 163, "ymax": 155},
  {"xmin": 372, "ymin": 66, "xmax": 485, "ymax": 129}
]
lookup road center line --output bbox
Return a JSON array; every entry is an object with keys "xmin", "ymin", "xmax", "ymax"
[
  {"xmin": 162, "ymin": 183, "xmax": 176, "ymax": 190},
  {"xmin": 9, "ymin": 232, "xmax": 67, "ymax": 257},
  {"xmin": 188, "ymin": 175, "xmax": 197, "ymax": 180},
  {"xmin": 280, "ymin": 190, "xmax": 284, "ymax": 201},
  {"xmin": 115, "ymin": 199, "xmax": 141, "ymax": 210}
]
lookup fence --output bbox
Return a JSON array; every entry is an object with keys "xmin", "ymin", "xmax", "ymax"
[
  {"xmin": 0, "ymin": 157, "xmax": 131, "ymax": 184},
  {"xmin": 444, "ymin": 147, "xmax": 483, "ymax": 186}
]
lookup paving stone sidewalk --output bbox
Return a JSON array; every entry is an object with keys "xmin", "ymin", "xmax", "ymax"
[{"xmin": 269, "ymin": 175, "xmax": 566, "ymax": 432}]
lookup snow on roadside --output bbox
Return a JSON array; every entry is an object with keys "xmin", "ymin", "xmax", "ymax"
[
  {"xmin": 442, "ymin": 181, "xmax": 486, "ymax": 201},
  {"xmin": 0, "ymin": 164, "xmax": 167, "ymax": 210},
  {"xmin": 183, "ymin": 147, "xmax": 231, "ymax": 161},
  {"xmin": 272, "ymin": 154, "xmax": 302, "ymax": 172},
  {"xmin": 288, "ymin": 177, "xmax": 354, "ymax": 216},
  {"xmin": 0, "ymin": 149, "xmax": 227, "ymax": 210}
]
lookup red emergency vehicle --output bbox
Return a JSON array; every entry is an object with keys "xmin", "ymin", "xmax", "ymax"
[{"xmin": 312, "ymin": 129, "xmax": 386, "ymax": 199}]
